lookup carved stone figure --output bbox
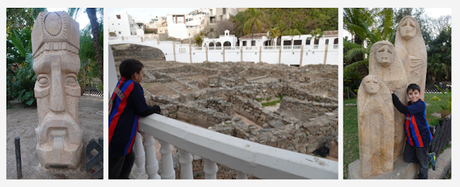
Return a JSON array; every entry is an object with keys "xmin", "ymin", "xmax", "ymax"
[
  {"xmin": 32, "ymin": 11, "xmax": 82, "ymax": 169},
  {"xmin": 395, "ymin": 16, "xmax": 427, "ymax": 100},
  {"xmin": 369, "ymin": 41, "xmax": 408, "ymax": 159},
  {"xmin": 358, "ymin": 75, "xmax": 394, "ymax": 178}
]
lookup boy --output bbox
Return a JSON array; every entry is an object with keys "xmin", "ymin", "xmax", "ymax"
[
  {"xmin": 109, "ymin": 58, "xmax": 161, "ymax": 179},
  {"xmin": 390, "ymin": 84, "xmax": 436, "ymax": 179}
]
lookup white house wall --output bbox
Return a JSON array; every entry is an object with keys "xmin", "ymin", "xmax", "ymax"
[{"xmin": 109, "ymin": 38, "xmax": 338, "ymax": 66}]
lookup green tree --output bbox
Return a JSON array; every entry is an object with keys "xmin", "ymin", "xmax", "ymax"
[
  {"xmin": 7, "ymin": 27, "xmax": 36, "ymax": 107},
  {"xmin": 282, "ymin": 29, "xmax": 302, "ymax": 45},
  {"xmin": 68, "ymin": 8, "xmax": 104, "ymax": 85},
  {"xmin": 78, "ymin": 20, "xmax": 104, "ymax": 94},
  {"xmin": 243, "ymin": 8, "xmax": 263, "ymax": 42},
  {"xmin": 427, "ymin": 26, "xmax": 451, "ymax": 83},
  {"xmin": 269, "ymin": 27, "xmax": 281, "ymax": 46}
]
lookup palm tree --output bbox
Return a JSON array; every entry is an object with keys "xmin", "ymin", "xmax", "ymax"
[
  {"xmin": 310, "ymin": 28, "xmax": 324, "ymax": 47},
  {"xmin": 243, "ymin": 8, "xmax": 263, "ymax": 43},
  {"xmin": 269, "ymin": 27, "xmax": 281, "ymax": 46},
  {"xmin": 68, "ymin": 8, "xmax": 104, "ymax": 85}
]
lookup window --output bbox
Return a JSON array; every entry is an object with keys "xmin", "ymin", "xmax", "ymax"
[
  {"xmin": 325, "ymin": 39, "xmax": 329, "ymax": 45},
  {"xmin": 306, "ymin": 38, "xmax": 311, "ymax": 45},
  {"xmin": 284, "ymin": 40, "xmax": 291, "ymax": 46},
  {"xmin": 118, "ymin": 23, "xmax": 120, "ymax": 25},
  {"xmin": 242, "ymin": 41, "xmax": 247, "ymax": 46},
  {"xmin": 294, "ymin": 40, "xmax": 302, "ymax": 45},
  {"xmin": 251, "ymin": 40, "xmax": 256, "ymax": 46},
  {"xmin": 314, "ymin": 38, "xmax": 319, "ymax": 45},
  {"xmin": 223, "ymin": 8, "xmax": 226, "ymax": 14},
  {"xmin": 118, "ymin": 31, "xmax": 121, "ymax": 34},
  {"xmin": 334, "ymin": 38, "xmax": 338, "ymax": 44}
]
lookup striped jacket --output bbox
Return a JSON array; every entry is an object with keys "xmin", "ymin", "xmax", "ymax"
[
  {"xmin": 109, "ymin": 77, "xmax": 150, "ymax": 158},
  {"xmin": 404, "ymin": 99, "xmax": 433, "ymax": 148}
]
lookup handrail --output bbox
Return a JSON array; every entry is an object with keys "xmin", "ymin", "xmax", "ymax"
[{"xmin": 139, "ymin": 114, "xmax": 338, "ymax": 179}]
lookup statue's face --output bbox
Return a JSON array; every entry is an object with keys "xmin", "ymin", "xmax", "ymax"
[
  {"xmin": 34, "ymin": 53, "xmax": 81, "ymax": 129},
  {"xmin": 375, "ymin": 45, "xmax": 393, "ymax": 67},
  {"xmin": 364, "ymin": 77, "xmax": 380, "ymax": 95},
  {"xmin": 400, "ymin": 18, "xmax": 417, "ymax": 40}
]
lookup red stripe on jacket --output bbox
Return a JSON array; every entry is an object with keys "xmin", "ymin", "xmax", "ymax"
[
  {"xmin": 108, "ymin": 82, "xmax": 135, "ymax": 145},
  {"xmin": 411, "ymin": 115, "xmax": 425, "ymax": 147}
]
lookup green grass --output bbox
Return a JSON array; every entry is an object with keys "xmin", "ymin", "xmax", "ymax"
[
  {"xmin": 261, "ymin": 100, "xmax": 281, "ymax": 107},
  {"xmin": 342, "ymin": 93, "xmax": 446, "ymax": 179}
]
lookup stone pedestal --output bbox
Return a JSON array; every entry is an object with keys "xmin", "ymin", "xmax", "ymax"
[{"xmin": 348, "ymin": 156, "xmax": 418, "ymax": 179}]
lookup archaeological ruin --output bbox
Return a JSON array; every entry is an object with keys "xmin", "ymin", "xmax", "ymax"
[{"xmin": 111, "ymin": 44, "xmax": 338, "ymax": 177}]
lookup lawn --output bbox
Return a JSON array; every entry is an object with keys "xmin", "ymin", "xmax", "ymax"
[{"xmin": 342, "ymin": 93, "xmax": 448, "ymax": 179}]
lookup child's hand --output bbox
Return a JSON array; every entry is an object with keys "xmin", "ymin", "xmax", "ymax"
[{"xmin": 389, "ymin": 88, "xmax": 393, "ymax": 94}]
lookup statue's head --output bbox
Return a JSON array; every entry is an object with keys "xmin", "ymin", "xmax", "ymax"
[
  {"xmin": 362, "ymin": 75, "xmax": 380, "ymax": 95},
  {"xmin": 399, "ymin": 16, "xmax": 418, "ymax": 40},
  {"xmin": 32, "ymin": 12, "xmax": 81, "ymax": 127},
  {"xmin": 371, "ymin": 41, "xmax": 395, "ymax": 68}
]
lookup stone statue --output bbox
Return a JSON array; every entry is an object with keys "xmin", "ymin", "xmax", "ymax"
[
  {"xmin": 32, "ymin": 11, "xmax": 82, "ymax": 169},
  {"xmin": 395, "ymin": 16, "xmax": 427, "ymax": 100},
  {"xmin": 369, "ymin": 41, "xmax": 408, "ymax": 159},
  {"xmin": 358, "ymin": 75, "xmax": 394, "ymax": 178}
]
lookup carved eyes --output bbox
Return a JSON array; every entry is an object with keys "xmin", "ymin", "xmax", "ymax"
[
  {"xmin": 37, "ymin": 75, "xmax": 49, "ymax": 87},
  {"xmin": 65, "ymin": 74, "xmax": 78, "ymax": 86},
  {"xmin": 402, "ymin": 20, "xmax": 415, "ymax": 28},
  {"xmin": 378, "ymin": 48, "xmax": 392, "ymax": 54}
]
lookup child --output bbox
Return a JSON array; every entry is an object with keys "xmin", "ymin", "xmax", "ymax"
[
  {"xmin": 109, "ymin": 58, "xmax": 161, "ymax": 179},
  {"xmin": 390, "ymin": 84, "xmax": 436, "ymax": 179}
]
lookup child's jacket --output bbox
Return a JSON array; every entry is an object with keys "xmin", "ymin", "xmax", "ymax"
[{"xmin": 109, "ymin": 77, "xmax": 150, "ymax": 158}]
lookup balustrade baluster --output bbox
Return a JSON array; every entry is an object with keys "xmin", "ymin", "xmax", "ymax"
[
  {"xmin": 178, "ymin": 149, "xmax": 193, "ymax": 179},
  {"xmin": 236, "ymin": 171, "xmax": 247, "ymax": 179},
  {"xmin": 129, "ymin": 132, "xmax": 149, "ymax": 179},
  {"xmin": 158, "ymin": 140, "xmax": 175, "ymax": 179},
  {"xmin": 144, "ymin": 134, "xmax": 161, "ymax": 179},
  {"xmin": 203, "ymin": 159, "xmax": 218, "ymax": 179}
]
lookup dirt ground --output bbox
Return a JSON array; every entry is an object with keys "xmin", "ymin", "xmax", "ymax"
[{"xmin": 6, "ymin": 95, "xmax": 103, "ymax": 179}]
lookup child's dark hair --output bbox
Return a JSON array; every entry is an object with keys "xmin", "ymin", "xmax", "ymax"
[
  {"xmin": 407, "ymin": 83, "xmax": 421, "ymax": 93},
  {"xmin": 119, "ymin": 58, "xmax": 144, "ymax": 79}
]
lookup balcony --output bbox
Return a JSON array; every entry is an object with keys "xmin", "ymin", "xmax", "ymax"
[{"xmin": 130, "ymin": 114, "xmax": 338, "ymax": 179}]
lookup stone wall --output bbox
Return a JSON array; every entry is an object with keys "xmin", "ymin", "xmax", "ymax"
[
  {"xmin": 278, "ymin": 96, "xmax": 338, "ymax": 122},
  {"xmin": 209, "ymin": 108, "xmax": 338, "ymax": 155},
  {"xmin": 111, "ymin": 44, "xmax": 165, "ymax": 61}
]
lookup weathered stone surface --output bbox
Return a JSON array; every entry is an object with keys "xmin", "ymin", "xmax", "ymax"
[
  {"xmin": 348, "ymin": 156, "xmax": 418, "ymax": 179},
  {"xmin": 395, "ymin": 16, "xmax": 427, "ymax": 100},
  {"xmin": 32, "ymin": 11, "xmax": 82, "ymax": 169},
  {"xmin": 369, "ymin": 41, "xmax": 407, "ymax": 158},
  {"xmin": 358, "ymin": 75, "xmax": 394, "ymax": 178}
]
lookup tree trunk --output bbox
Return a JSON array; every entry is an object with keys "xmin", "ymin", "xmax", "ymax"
[{"xmin": 86, "ymin": 8, "xmax": 103, "ymax": 84}]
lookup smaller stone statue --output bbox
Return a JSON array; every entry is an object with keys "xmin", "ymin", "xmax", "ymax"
[{"xmin": 358, "ymin": 75, "xmax": 394, "ymax": 178}]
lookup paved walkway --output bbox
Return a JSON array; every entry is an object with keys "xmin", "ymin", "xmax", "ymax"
[{"xmin": 428, "ymin": 148, "xmax": 451, "ymax": 179}]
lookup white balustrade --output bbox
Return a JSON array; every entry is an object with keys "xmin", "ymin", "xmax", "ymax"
[
  {"xmin": 129, "ymin": 132, "xmax": 149, "ymax": 179},
  {"xmin": 137, "ymin": 114, "xmax": 338, "ymax": 179},
  {"xmin": 203, "ymin": 159, "xmax": 218, "ymax": 179},
  {"xmin": 158, "ymin": 140, "xmax": 175, "ymax": 179},
  {"xmin": 178, "ymin": 149, "xmax": 193, "ymax": 179},
  {"xmin": 143, "ymin": 134, "xmax": 161, "ymax": 179},
  {"xmin": 333, "ymin": 44, "xmax": 339, "ymax": 49},
  {"xmin": 314, "ymin": 44, "xmax": 319, "ymax": 49},
  {"xmin": 293, "ymin": 45, "xmax": 302, "ymax": 49},
  {"xmin": 237, "ymin": 171, "xmax": 247, "ymax": 179},
  {"xmin": 283, "ymin": 46, "xmax": 292, "ymax": 49}
]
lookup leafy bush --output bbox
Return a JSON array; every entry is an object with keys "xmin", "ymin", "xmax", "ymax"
[{"xmin": 7, "ymin": 27, "xmax": 36, "ymax": 107}]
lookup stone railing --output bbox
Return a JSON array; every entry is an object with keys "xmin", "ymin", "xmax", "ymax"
[{"xmin": 131, "ymin": 114, "xmax": 338, "ymax": 179}]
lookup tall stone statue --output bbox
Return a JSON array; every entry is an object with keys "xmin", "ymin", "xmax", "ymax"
[
  {"xmin": 32, "ymin": 11, "xmax": 82, "ymax": 169},
  {"xmin": 358, "ymin": 75, "xmax": 394, "ymax": 178},
  {"xmin": 369, "ymin": 41, "xmax": 407, "ymax": 159},
  {"xmin": 395, "ymin": 16, "xmax": 427, "ymax": 99}
]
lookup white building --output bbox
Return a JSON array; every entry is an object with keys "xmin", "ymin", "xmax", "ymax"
[
  {"xmin": 202, "ymin": 30, "xmax": 238, "ymax": 48},
  {"xmin": 108, "ymin": 13, "xmax": 137, "ymax": 37},
  {"xmin": 167, "ymin": 14, "xmax": 189, "ymax": 39}
]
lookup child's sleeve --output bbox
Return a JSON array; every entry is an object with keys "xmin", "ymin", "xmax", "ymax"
[
  {"xmin": 392, "ymin": 93, "xmax": 410, "ymax": 114},
  {"xmin": 128, "ymin": 83, "xmax": 160, "ymax": 116}
]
